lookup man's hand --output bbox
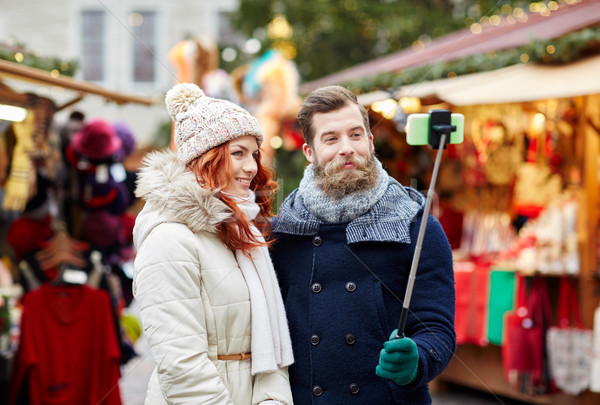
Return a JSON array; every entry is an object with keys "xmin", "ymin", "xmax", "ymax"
[{"xmin": 375, "ymin": 329, "xmax": 419, "ymax": 386}]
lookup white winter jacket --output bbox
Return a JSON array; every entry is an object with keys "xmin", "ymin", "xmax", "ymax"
[{"xmin": 133, "ymin": 150, "xmax": 293, "ymax": 405}]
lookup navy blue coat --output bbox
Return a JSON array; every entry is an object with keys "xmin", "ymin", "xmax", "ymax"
[{"xmin": 271, "ymin": 196, "xmax": 456, "ymax": 405}]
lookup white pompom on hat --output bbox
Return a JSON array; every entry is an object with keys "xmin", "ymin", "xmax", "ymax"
[{"xmin": 165, "ymin": 82, "xmax": 264, "ymax": 164}]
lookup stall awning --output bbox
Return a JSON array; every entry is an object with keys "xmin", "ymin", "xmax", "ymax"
[
  {"xmin": 0, "ymin": 59, "xmax": 155, "ymax": 107},
  {"xmin": 359, "ymin": 54, "xmax": 600, "ymax": 107},
  {"xmin": 301, "ymin": 0, "xmax": 600, "ymax": 94}
]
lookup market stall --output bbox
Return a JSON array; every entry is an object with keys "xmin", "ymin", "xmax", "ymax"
[
  {"xmin": 361, "ymin": 54, "xmax": 600, "ymax": 404},
  {"xmin": 0, "ymin": 59, "xmax": 154, "ymax": 404}
]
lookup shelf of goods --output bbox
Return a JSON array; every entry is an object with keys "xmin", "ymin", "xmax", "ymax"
[{"xmin": 431, "ymin": 95, "xmax": 600, "ymax": 405}]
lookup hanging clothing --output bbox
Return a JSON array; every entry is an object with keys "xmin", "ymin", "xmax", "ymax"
[{"xmin": 10, "ymin": 284, "xmax": 122, "ymax": 405}]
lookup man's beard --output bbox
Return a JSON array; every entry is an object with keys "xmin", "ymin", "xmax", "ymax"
[{"xmin": 313, "ymin": 154, "xmax": 378, "ymax": 199}]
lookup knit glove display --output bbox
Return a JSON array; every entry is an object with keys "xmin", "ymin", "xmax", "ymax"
[{"xmin": 375, "ymin": 329, "xmax": 419, "ymax": 386}]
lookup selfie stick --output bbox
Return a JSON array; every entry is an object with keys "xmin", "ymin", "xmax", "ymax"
[{"xmin": 396, "ymin": 110, "xmax": 457, "ymax": 339}]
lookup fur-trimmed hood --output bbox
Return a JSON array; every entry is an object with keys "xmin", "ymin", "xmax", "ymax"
[{"xmin": 133, "ymin": 149, "xmax": 231, "ymax": 248}]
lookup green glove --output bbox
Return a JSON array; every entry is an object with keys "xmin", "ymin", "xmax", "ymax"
[{"xmin": 375, "ymin": 329, "xmax": 419, "ymax": 386}]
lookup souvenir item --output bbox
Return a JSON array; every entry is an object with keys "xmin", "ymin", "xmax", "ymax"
[
  {"xmin": 547, "ymin": 276, "xmax": 593, "ymax": 395},
  {"xmin": 503, "ymin": 276, "xmax": 553, "ymax": 394}
]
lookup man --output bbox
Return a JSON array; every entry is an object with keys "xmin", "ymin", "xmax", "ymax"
[{"xmin": 270, "ymin": 85, "xmax": 456, "ymax": 404}]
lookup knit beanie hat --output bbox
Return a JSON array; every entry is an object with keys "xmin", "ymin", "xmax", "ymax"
[
  {"xmin": 113, "ymin": 120, "xmax": 137, "ymax": 161},
  {"xmin": 165, "ymin": 82, "xmax": 264, "ymax": 164},
  {"xmin": 71, "ymin": 119, "xmax": 122, "ymax": 161}
]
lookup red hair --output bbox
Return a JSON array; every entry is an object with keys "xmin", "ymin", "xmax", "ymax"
[{"xmin": 189, "ymin": 141, "xmax": 278, "ymax": 254}]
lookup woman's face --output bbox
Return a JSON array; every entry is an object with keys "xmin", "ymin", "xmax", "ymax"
[{"xmin": 223, "ymin": 135, "xmax": 259, "ymax": 197}]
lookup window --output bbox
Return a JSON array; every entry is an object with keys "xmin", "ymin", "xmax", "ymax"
[
  {"xmin": 131, "ymin": 11, "xmax": 156, "ymax": 82},
  {"xmin": 81, "ymin": 10, "xmax": 105, "ymax": 81},
  {"xmin": 218, "ymin": 11, "xmax": 241, "ymax": 46}
]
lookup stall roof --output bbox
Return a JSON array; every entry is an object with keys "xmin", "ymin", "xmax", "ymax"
[
  {"xmin": 358, "ymin": 53, "xmax": 600, "ymax": 106},
  {"xmin": 301, "ymin": 0, "xmax": 600, "ymax": 93},
  {"xmin": 0, "ymin": 59, "xmax": 155, "ymax": 107}
]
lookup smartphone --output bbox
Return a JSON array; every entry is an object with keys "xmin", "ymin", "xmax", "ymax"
[{"xmin": 406, "ymin": 111, "xmax": 464, "ymax": 147}]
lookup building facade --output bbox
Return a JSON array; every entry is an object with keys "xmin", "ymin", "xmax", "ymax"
[{"xmin": 0, "ymin": 0, "xmax": 241, "ymax": 147}]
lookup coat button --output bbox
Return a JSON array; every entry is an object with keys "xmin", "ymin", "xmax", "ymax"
[
  {"xmin": 349, "ymin": 383, "xmax": 360, "ymax": 394},
  {"xmin": 430, "ymin": 348, "xmax": 439, "ymax": 359},
  {"xmin": 310, "ymin": 334, "xmax": 320, "ymax": 345},
  {"xmin": 345, "ymin": 333, "xmax": 356, "ymax": 345},
  {"xmin": 311, "ymin": 283, "xmax": 322, "ymax": 293},
  {"xmin": 312, "ymin": 385, "xmax": 323, "ymax": 396},
  {"xmin": 312, "ymin": 236, "xmax": 323, "ymax": 246},
  {"xmin": 345, "ymin": 281, "xmax": 356, "ymax": 292}
]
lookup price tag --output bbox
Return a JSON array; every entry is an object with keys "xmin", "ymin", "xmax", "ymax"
[{"xmin": 96, "ymin": 164, "xmax": 109, "ymax": 183}]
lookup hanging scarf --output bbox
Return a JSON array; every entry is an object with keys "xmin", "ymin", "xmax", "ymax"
[
  {"xmin": 298, "ymin": 158, "xmax": 390, "ymax": 223},
  {"xmin": 231, "ymin": 192, "xmax": 294, "ymax": 375}
]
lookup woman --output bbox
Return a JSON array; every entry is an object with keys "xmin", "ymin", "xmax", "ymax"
[{"xmin": 133, "ymin": 83, "xmax": 294, "ymax": 405}]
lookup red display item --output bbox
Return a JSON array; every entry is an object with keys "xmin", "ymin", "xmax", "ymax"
[
  {"xmin": 10, "ymin": 284, "xmax": 122, "ymax": 404},
  {"xmin": 502, "ymin": 276, "xmax": 555, "ymax": 395},
  {"xmin": 454, "ymin": 260, "xmax": 490, "ymax": 346},
  {"xmin": 71, "ymin": 119, "xmax": 122, "ymax": 161},
  {"xmin": 6, "ymin": 215, "xmax": 53, "ymax": 261}
]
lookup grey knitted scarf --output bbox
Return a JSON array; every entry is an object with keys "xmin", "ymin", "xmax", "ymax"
[
  {"xmin": 276, "ymin": 160, "xmax": 425, "ymax": 244},
  {"xmin": 298, "ymin": 159, "xmax": 389, "ymax": 224}
]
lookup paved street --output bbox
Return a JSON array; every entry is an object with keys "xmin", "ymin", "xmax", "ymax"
[
  {"xmin": 119, "ymin": 335, "xmax": 527, "ymax": 405},
  {"xmin": 119, "ymin": 335, "xmax": 154, "ymax": 405}
]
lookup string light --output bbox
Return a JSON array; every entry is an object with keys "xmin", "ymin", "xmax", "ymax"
[
  {"xmin": 270, "ymin": 136, "xmax": 283, "ymax": 149},
  {"xmin": 489, "ymin": 15, "xmax": 501, "ymax": 26},
  {"xmin": 371, "ymin": 98, "xmax": 397, "ymax": 119},
  {"xmin": 470, "ymin": 23, "xmax": 483, "ymax": 34},
  {"xmin": 0, "ymin": 104, "xmax": 27, "ymax": 122},
  {"xmin": 548, "ymin": 1, "xmax": 559, "ymax": 11},
  {"xmin": 398, "ymin": 97, "xmax": 421, "ymax": 114},
  {"xmin": 411, "ymin": 40, "xmax": 426, "ymax": 51}
]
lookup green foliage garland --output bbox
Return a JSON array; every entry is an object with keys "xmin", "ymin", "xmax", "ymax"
[
  {"xmin": 346, "ymin": 26, "xmax": 600, "ymax": 93},
  {"xmin": 0, "ymin": 41, "xmax": 79, "ymax": 77}
]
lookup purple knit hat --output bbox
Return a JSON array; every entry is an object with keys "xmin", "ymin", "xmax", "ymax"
[
  {"xmin": 81, "ymin": 210, "xmax": 125, "ymax": 248},
  {"xmin": 113, "ymin": 120, "xmax": 137, "ymax": 160}
]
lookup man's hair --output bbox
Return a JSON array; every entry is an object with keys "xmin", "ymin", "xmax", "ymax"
[{"xmin": 298, "ymin": 85, "xmax": 371, "ymax": 147}]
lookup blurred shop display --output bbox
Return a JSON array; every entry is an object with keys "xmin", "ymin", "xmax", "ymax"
[
  {"xmin": 359, "ymin": 59, "xmax": 600, "ymax": 405},
  {"xmin": 0, "ymin": 59, "xmax": 153, "ymax": 404}
]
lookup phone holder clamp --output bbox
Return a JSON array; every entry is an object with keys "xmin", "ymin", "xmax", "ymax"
[{"xmin": 429, "ymin": 109, "xmax": 456, "ymax": 150}]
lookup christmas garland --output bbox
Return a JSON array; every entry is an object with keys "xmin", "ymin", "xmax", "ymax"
[
  {"xmin": 0, "ymin": 41, "xmax": 78, "ymax": 77},
  {"xmin": 347, "ymin": 26, "xmax": 600, "ymax": 94}
]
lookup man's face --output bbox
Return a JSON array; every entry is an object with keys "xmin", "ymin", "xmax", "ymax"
[
  {"xmin": 302, "ymin": 104, "xmax": 378, "ymax": 198},
  {"xmin": 302, "ymin": 104, "xmax": 374, "ymax": 169}
]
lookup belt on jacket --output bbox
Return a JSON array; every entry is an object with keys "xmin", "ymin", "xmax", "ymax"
[{"xmin": 217, "ymin": 352, "xmax": 252, "ymax": 361}]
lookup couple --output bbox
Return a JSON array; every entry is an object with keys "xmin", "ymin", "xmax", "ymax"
[{"xmin": 132, "ymin": 83, "xmax": 456, "ymax": 404}]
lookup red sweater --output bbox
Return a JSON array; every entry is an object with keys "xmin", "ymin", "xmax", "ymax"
[{"xmin": 10, "ymin": 284, "xmax": 122, "ymax": 404}]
